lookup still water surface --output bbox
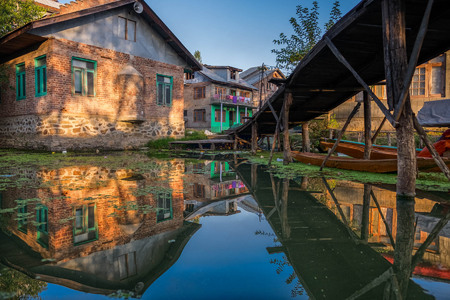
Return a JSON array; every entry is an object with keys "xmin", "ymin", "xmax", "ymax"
[{"xmin": 0, "ymin": 153, "xmax": 449, "ymax": 299}]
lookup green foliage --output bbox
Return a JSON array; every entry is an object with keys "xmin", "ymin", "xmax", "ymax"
[
  {"xmin": 194, "ymin": 50, "xmax": 202, "ymax": 64},
  {"xmin": 0, "ymin": 265, "xmax": 47, "ymax": 299},
  {"xmin": 272, "ymin": 1, "xmax": 341, "ymax": 73},
  {"xmin": 184, "ymin": 130, "xmax": 207, "ymax": 140},
  {"xmin": 0, "ymin": 0, "xmax": 46, "ymax": 37}
]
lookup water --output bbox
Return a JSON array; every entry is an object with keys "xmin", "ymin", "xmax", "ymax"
[{"xmin": 0, "ymin": 152, "xmax": 449, "ymax": 299}]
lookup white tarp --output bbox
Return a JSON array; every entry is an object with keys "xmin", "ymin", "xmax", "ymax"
[{"xmin": 417, "ymin": 99, "xmax": 450, "ymax": 127}]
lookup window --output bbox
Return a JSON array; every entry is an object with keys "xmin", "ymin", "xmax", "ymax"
[
  {"xmin": 230, "ymin": 70, "xmax": 236, "ymax": 80},
  {"xmin": 118, "ymin": 17, "xmax": 136, "ymax": 42},
  {"xmin": 184, "ymin": 72, "xmax": 194, "ymax": 80},
  {"xmin": 194, "ymin": 109, "xmax": 206, "ymax": 122},
  {"xmin": 18, "ymin": 204, "xmax": 27, "ymax": 233},
  {"xmin": 215, "ymin": 109, "xmax": 226, "ymax": 122},
  {"xmin": 35, "ymin": 55, "xmax": 47, "ymax": 97},
  {"xmin": 193, "ymin": 183, "xmax": 205, "ymax": 198},
  {"xmin": 241, "ymin": 91, "xmax": 250, "ymax": 98},
  {"xmin": 36, "ymin": 205, "xmax": 48, "ymax": 248},
  {"xmin": 74, "ymin": 204, "xmax": 98, "ymax": 245},
  {"xmin": 410, "ymin": 67, "xmax": 426, "ymax": 96},
  {"xmin": 72, "ymin": 58, "xmax": 96, "ymax": 96},
  {"xmin": 215, "ymin": 86, "xmax": 226, "ymax": 100},
  {"xmin": 194, "ymin": 86, "xmax": 206, "ymax": 99},
  {"xmin": 117, "ymin": 252, "xmax": 137, "ymax": 280},
  {"xmin": 156, "ymin": 192, "xmax": 172, "ymax": 222},
  {"xmin": 184, "ymin": 110, "xmax": 188, "ymax": 117},
  {"xmin": 16, "ymin": 63, "xmax": 26, "ymax": 100},
  {"xmin": 156, "ymin": 74, "xmax": 173, "ymax": 106},
  {"xmin": 230, "ymin": 89, "xmax": 237, "ymax": 96}
]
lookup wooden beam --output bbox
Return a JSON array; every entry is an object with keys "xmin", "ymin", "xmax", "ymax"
[
  {"xmin": 394, "ymin": 0, "xmax": 434, "ymax": 122},
  {"xmin": 268, "ymin": 103, "xmax": 284, "ymax": 166},
  {"xmin": 371, "ymin": 117, "xmax": 387, "ymax": 144},
  {"xmin": 412, "ymin": 114, "xmax": 450, "ymax": 180},
  {"xmin": 267, "ymin": 100, "xmax": 279, "ymax": 123},
  {"xmin": 363, "ymin": 92, "xmax": 373, "ymax": 159},
  {"xmin": 324, "ymin": 36, "xmax": 398, "ymax": 127},
  {"xmin": 371, "ymin": 190, "xmax": 396, "ymax": 248},
  {"xmin": 251, "ymin": 122, "xmax": 258, "ymax": 155},
  {"xmin": 283, "ymin": 92, "xmax": 293, "ymax": 165},
  {"xmin": 302, "ymin": 122, "xmax": 311, "ymax": 153},
  {"xmin": 320, "ymin": 102, "xmax": 361, "ymax": 171}
]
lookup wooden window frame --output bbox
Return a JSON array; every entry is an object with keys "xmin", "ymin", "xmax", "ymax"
[
  {"xmin": 194, "ymin": 109, "xmax": 206, "ymax": 122},
  {"xmin": 71, "ymin": 57, "xmax": 96, "ymax": 97},
  {"xmin": 36, "ymin": 205, "xmax": 48, "ymax": 248},
  {"xmin": 35, "ymin": 55, "xmax": 47, "ymax": 97},
  {"xmin": 16, "ymin": 63, "xmax": 26, "ymax": 100},
  {"xmin": 410, "ymin": 61, "xmax": 444, "ymax": 98},
  {"xmin": 119, "ymin": 16, "xmax": 136, "ymax": 42},
  {"xmin": 73, "ymin": 203, "xmax": 98, "ymax": 245},
  {"xmin": 156, "ymin": 192, "xmax": 172, "ymax": 223},
  {"xmin": 215, "ymin": 86, "xmax": 226, "ymax": 100},
  {"xmin": 156, "ymin": 74, "xmax": 173, "ymax": 106},
  {"xmin": 18, "ymin": 203, "xmax": 27, "ymax": 234},
  {"xmin": 194, "ymin": 86, "xmax": 206, "ymax": 99},
  {"xmin": 215, "ymin": 109, "xmax": 226, "ymax": 122}
]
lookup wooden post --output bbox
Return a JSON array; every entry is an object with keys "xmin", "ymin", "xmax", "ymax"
[
  {"xmin": 387, "ymin": 132, "xmax": 392, "ymax": 146},
  {"xmin": 371, "ymin": 190, "xmax": 396, "ymax": 248},
  {"xmin": 302, "ymin": 122, "xmax": 310, "ymax": 152},
  {"xmin": 233, "ymin": 134, "xmax": 238, "ymax": 151},
  {"xmin": 281, "ymin": 178, "xmax": 291, "ymax": 240},
  {"xmin": 320, "ymin": 102, "xmax": 361, "ymax": 171},
  {"xmin": 251, "ymin": 122, "xmax": 258, "ymax": 155},
  {"xmin": 283, "ymin": 92, "xmax": 293, "ymax": 165},
  {"xmin": 413, "ymin": 114, "xmax": 450, "ymax": 180},
  {"xmin": 361, "ymin": 184, "xmax": 371, "ymax": 243},
  {"xmin": 268, "ymin": 107, "xmax": 283, "ymax": 166},
  {"xmin": 382, "ymin": 0, "xmax": 417, "ymax": 294},
  {"xmin": 363, "ymin": 92, "xmax": 372, "ymax": 159}
]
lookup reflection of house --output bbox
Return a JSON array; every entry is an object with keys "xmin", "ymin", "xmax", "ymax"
[
  {"xmin": 184, "ymin": 65, "xmax": 257, "ymax": 133},
  {"xmin": 0, "ymin": 159, "xmax": 199, "ymax": 295},
  {"xmin": 330, "ymin": 52, "xmax": 450, "ymax": 131},
  {"xmin": 240, "ymin": 67, "xmax": 285, "ymax": 109},
  {"xmin": 183, "ymin": 161, "xmax": 249, "ymax": 218},
  {"xmin": 324, "ymin": 180, "xmax": 450, "ymax": 280},
  {"xmin": 0, "ymin": 0, "xmax": 201, "ymax": 151}
]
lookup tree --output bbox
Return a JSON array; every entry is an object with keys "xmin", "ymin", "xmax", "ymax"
[
  {"xmin": 0, "ymin": 0, "xmax": 46, "ymax": 37},
  {"xmin": 193, "ymin": 50, "xmax": 202, "ymax": 64},
  {"xmin": 272, "ymin": 1, "xmax": 341, "ymax": 73}
]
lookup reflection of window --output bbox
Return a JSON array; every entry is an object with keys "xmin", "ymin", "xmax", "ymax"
[
  {"xmin": 215, "ymin": 109, "xmax": 226, "ymax": 122},
  {"xmin": 74, "ymin": 204, "xmax": 97, "ymax": 245},
  {"xmin": 193, "ymin": 183, "xmax": 205, "ymax": 198},
  {"xmin": 194, "ymin": 86, "xmax": 206, "ymax": 99},
  {"xmin": 72, "ymin": 58, "xmax": 96, "ymax": 96},
  {"xmin": 156, "ymin": 74, "xmax": 173, "ymax": 106},
  {"xmin": 18, "ymin": 204, "xmax": 27, "ymax": 233},
  {"xmin": 157, "ymin": 192, "xmax": 172, "ymax": 222},
  {"xmin": 192, "ymin": 163, "xmax": 204, "ymax": 174},
  {"xmin": 16, "ymin": 63, "xmax": 26, "ymax": 100},
  {"xmin": 194, "ymin": 109, "xmax": 206, "ymax": 122},
  {"xmin": 117, "ymin": 252, "xmax": 137, "ymax": 280},
  {"xmin": 35, "ymin": 55, "xmax": 47, "ymax": 97},
  {"xmin": 36, "ymin": 205, "xmax": 48, "ymax": 248},
  {"xmin": 118, "ymin": 17, "xmax": 136, "ymax": 42}
]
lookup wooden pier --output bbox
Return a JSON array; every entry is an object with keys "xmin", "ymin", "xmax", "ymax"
[{"xmin": 169, "ymin": 139, "xmax": 234, "ymax": 150}]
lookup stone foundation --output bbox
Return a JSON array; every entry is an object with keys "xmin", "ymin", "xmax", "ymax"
[{"xmin": 0, "ymin": 114, "xmax": 184, "ymax": 151}]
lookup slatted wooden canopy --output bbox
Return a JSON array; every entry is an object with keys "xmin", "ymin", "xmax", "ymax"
[{"xmin": 233, "ymin": 0, "xmax": 450, "ymax": 138}]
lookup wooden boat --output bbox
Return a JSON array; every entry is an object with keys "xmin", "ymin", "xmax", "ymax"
[
  {"xmin": 292, "ymin": 151, "xmax": 449, "ymax": 173},
  {"xmin": 319, "ymin": 141, "xmax": 398, "ymax": 160}
]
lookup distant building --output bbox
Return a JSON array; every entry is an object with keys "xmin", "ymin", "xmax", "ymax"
[
  {"xmin": 184, "ymin": 65, "xmax": 257, "ymax": 133},
  {"xmin": 240, "ymin": 66, "xmax": 285, "ymax": 109},
  {"xmin": 0, "ymin": 0, "xmax": 201, "ymax": 151},
  {"xmin": 330, "ymin": 52, "xmax": 450, "ymax": 132}
]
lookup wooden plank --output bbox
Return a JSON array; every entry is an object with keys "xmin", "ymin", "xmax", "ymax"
[
  {"xmin": 394, "ymin": 0, "xmax": 434, "ymax": 122},
  {"xmin": 320, "ymin": 102, "xmax": 361, "ymax": 171},
  {"xmin": 324, "ymin": 36, "xmax": 398, "ymax": 128}
]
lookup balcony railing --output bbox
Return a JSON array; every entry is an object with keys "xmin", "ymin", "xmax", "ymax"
[{"xmin": 211, "ymin": 94, "xmax": 255, "ymax": 107}]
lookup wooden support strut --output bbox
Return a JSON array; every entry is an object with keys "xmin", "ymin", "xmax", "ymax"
[
  {"xmin": 363, "ymin": 91, "xmax": 373, "ymax": 159},
  {"xmin": 394, "ymin": 0, "xmax": 434, "ymax": 122},
  {"xmin": 372, "ymin": 117, "xmax": 387, "ymax": 144},
  {"xmin": 324, "ymin": 36, "xmax": 398, "ymax": 128},
  {"xmin": 283, "ymin": 92, "xmax": 293, "ymax": 165},
  {"xmin": 412, "ymin": 114, "xmax": 450, "ymax": 180},
  {"xmin": 371, "ymin": 190, "xmax": 396, "ymax": 248},
  {"xmin": 320, "ymin": 102, "xmax": 361, "ymax": 171},
  {"xmin": 268, "ymin": 101, "xmax": 285, "ymax": 166}
]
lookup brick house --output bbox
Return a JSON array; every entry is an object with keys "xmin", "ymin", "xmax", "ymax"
[
  {"xmin": 0, "ymin": 158, "xmax": 201, "ymax": 295},
  {"xmin": 240, "ymin": 66, "xmax": 285, "ymax": 109},
  {"xmin": 330, "ymin": 51, "xmax": 450, "ymax": 132},
  {"xmin": 184, "ymin": 65, "xmax": 257, "ymax": 133},
  {"xmin": 0, "ymin": 0, "xmax": 201, "ymax": 151}
]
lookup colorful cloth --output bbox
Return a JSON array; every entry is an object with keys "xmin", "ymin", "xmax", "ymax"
[{"xmin": 418, "ymin": 129, "xmax": 450, "ymax": 157}]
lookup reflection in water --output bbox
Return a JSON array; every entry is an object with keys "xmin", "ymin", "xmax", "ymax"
[{"xmin": 0, "ymin": 155, "xmax": 448, "ymax": 299}]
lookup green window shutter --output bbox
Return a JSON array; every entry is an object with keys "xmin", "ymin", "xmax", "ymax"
[
  {"xmin": 156, "ymin": 74, "xmax": 173, "ymax": 106},
  {"xmin": 35, "ymin": 55, "xmax": 47, "ymax": 97},
  {"xmin": 16, "ymin": 63, "xmax": 26, "ymax": 100}
]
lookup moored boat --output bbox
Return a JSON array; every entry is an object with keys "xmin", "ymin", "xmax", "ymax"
[
  {"xmin": 319, "ymin": 141, "xmax": 398, "ymax": 160},
  {"xmin": 292, "ymin": 151, "xmax": 449, "ymax": 173}
]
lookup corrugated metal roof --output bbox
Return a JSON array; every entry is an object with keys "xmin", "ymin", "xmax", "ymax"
[
  {"xmin": 187, "ymin": 66, "xmax": 257, "ymax": 90},
  {"xmin": 34, "ymin": 0, "xmax": 62, "ymax": 9}
]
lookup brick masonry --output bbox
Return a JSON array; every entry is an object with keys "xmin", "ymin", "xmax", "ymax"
[{"xmin": 0, "ymin": 38, "xmax": 185, "ymax": 151}]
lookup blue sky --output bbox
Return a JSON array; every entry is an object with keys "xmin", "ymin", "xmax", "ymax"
[{"xmin": 58, "ymin": 0, "xmax": 361, "ymax": 71}]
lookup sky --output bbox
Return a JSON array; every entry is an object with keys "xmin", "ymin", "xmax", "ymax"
[{"xmin": 57, "ymin": 0, "xmax": 361, "ymax": 71}]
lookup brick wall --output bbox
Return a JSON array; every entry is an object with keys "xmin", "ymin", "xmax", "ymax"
[{"xmin": 0, "ymin": 38, "xmax": 185, "ymax": 150}]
